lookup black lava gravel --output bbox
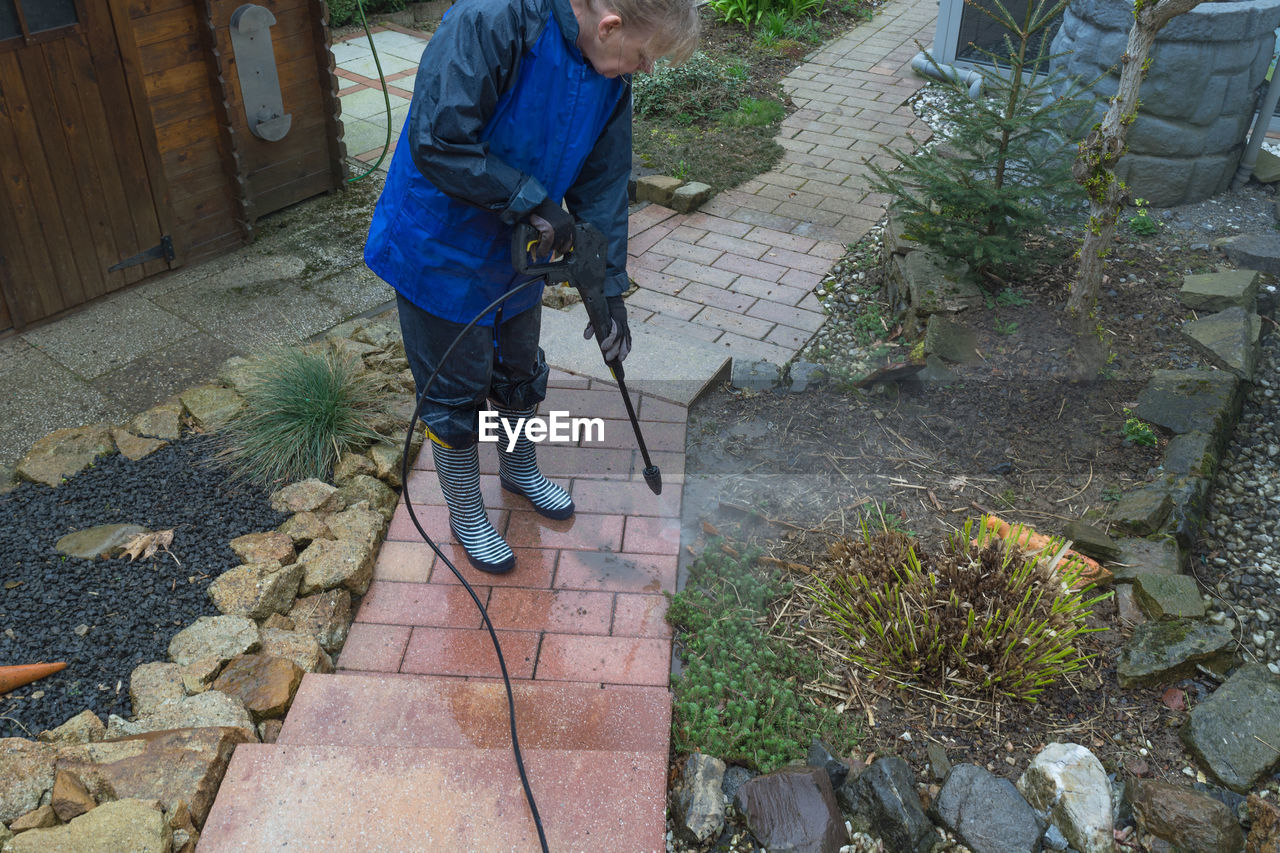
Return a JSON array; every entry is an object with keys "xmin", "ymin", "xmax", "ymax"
[{"xmin": 0, "ymin": 435, "xmax": 285, "ymax": 738}]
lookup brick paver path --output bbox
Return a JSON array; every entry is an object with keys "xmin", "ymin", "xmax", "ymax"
[{"xmin": 201, "ymin": 2, "xmax": 935, "ymax": 848}]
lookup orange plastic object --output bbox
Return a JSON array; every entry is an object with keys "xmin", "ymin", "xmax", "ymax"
[
  {"xmin": 0, "ymin": 662, "xmax": 67, "ymax": 695},
  {"xmin": 978, "ymin": 515, "xmax": 1113, "ymax": 588}
]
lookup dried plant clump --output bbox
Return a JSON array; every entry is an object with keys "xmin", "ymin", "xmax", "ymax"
[{"xmin": 816, "ymin": 518, "xmax": 1108, "ymax": 702}]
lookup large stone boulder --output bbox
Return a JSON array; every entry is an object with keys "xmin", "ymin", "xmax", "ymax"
[
  {"xmin": 844, "ymin": 757, "xmax": 935, "ymax": 853},
  {"xmin": 227, "ymin": 531, "xmax": 296, "ymax": 565},
  {"xmin": 1182, "ymin": 664, "xmax": 1280, "ymax": 792},
  {"xmin": 1116, "ymin": 618, "xmax": 1235, "ymax": 688},
  {"xmin": 38, "ymin": 710, "xmax": 106, "ymax": 744},
  {"xmin": 672, "ymin": 753, "xmax": 726, "ymax": 844},
  {"xmin": 287, "ymin": 589, "xmax": 352, "ymax": 653},
  {"xmin": 129, "ymin": 661, "xmax": 186, "ymax": 717},
  {"xmin": 212, "ymin": 653, "xmax": 305, "ymax": 721},
  {"xmin": 1135, "ymin": 369, "xmax": 1241, "ymax": 439},
  {"xmin": 50, "ymin": 769, "xmax": 96, "ymax": 821},
  {"xmin": 178, "ymin": 384, "xmax": 243, "ymax": 429},
  {"xmin": 5, "ymin": 797, "xmax": 171, "ymax": 853},
  {"xmin": 54, "ymin": 523, "xmax": 150, "ymax": 560},
  {"xmin": 1132, "ymin": 573, "xmax": 1206, "ymax": 620},
  {"xmin": 168, "ymin": 615, "xmax": 260, "ymax": 666},
  {"xmin": 1127, "ymin": 779, "xmax": 1243, "ymax": 853},
  {"xmin": 325, "ymin": 503, "xmax": 388, "ymax": 549},
  {"xmin": 128, "ymin": 400, "xmax": 184, "ymax": 441},
  {"xmin": 296, "ymin": 538, "xmax": 375, "ymax": 596},
  {"xmin": 270, "ymin": 479, "xmax": 344, "ymax": 514},
  {"xmin": 58, "ymin": 726, "xmax": 251, "ymax": 829},
  {"xmin": 931, "ymin": 763, "xmax": 1044, "ymax": 853},
  {"xmin": 336, "ymin": 474, "xmax": 399, "ymax": 520},
  {"xmin": 735, "ymin": 766, "xmax": 849, "ymax": 853},
  {"xmin": 0, "ymin": 738, "xmax": 57, "ymax": 822},
  {"xmin": 106, "ymin": 690, "xmax": 254, "ymax": 739},
  {"xmin": 15, "ymin": 424, "xmax": 115, "ymax": 487},
  {"xmin": 259, "ymin": 627, "xmax": 334, "ymax": 674},
  {"xmin": 1017, "ymin": 743, "xmax": 1112, "ymax": 853}
]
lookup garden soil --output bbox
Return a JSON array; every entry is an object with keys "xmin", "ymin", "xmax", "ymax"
[{"xmin": 679, "ymin": 182, "xmax": 1278, "ymax": 795}]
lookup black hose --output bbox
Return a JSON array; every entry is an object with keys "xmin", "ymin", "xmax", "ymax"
[{"xmin": 397, "ymin": 278, "xmax": 550, "ymax": 853}]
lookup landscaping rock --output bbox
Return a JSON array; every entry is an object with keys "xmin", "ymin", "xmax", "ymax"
[
  {"xmin": 925, "ymin": 743, "xmax": 951, "ymax": 783},
  {"xmin": 38, "ymin": 710, "xmax": 105, "ymax": 744},
  {"xmin": 787, "ymin": 361, "xmax": 827, "ymax": 393},
  {"xmin": 1161, "ymin": 431, "xmax": 1219, "ymax": 479},
  {"xmin": 1063, "ymin": 520, "xmax": 1121, "ymax": 563},
  {"xmin": 167, "ymin": 615, "xmax": 260, "ymax": 666},
  {"xmin": 262, "ymin": 613, "xmax": 295, "ymax": 631},
  {"xmin": 211, "ymin": 653, "xmax": 304, "ymax": 722},
  {"xmin": 883, "ymin": 211, "xmax": 923, "ymax": 256},
  {"xmin": 369, "ymin": 439, "xmax": 419, "ymax": 489},
  {"xmin": 207, "ymin": 560, "xmax": 304, "ymax": 619},
  {"xmin": 0, "ymin": 738, "xmax": 56, "ymax": 822},
  {"xmin": 326, "ymin": 503, "xmax": 388, "ymax": 549},
  {"xmin": 296, "ymin": 537, "xmax": 375, "ymax": 595},
  {"xmin": 51, "ymin": 769, "xmax": 95, "ymax": 821},
  {"xmin": 1179, "ymin": 269, "xmax": 1261, "ymax": 313},
  {"xmin": 735, "ymin": 766, "xmax": 849, "ymax": 853},
  {"xmin": 127, "ymin": 400, "xmax": 184, "ymax": 441},
  {"xmin": 352, "ymin": 321, "xmax": 402, "ymax": 352},
  {"xmin": 15, "ymin": 423, "xmax": 115, "ymax": 487},
  {"xmin": 1133, "ymin": 573, "xmax": 1206, "ymax": 620},
  {"xmin": 260, "ymin": 627, "xmax": 334, "ymax": 674},
  {"xmin": 924, "ymin": 314, "xmax": 979, "ymax": 364},
  {"xmin": 228, "ymin": 531, "xmax": 296, "ymax": 565},
  {"xmin": 106, "ymin": 691, "xmax": 254, "ymax": 739},
  {"xmin": 5, "ymin": 797, "xmax": 171, "ymax": 853},
  {"xmin": 1136, "ymin": 369, "xmax": 1241, "ymax": 437},
  {"xmin": 1247, "ymin": 794, "xmax": 1280, "ymax": 852},
  {"xmin": 634, "ymin": 175, "xmax": 682, "ymax": 206},
  {"xmin": 178, "ymin": 384, "xmax": 243, "ymax": 429},
  {"xmin": 807, "ymin": 739, "xmax": 850, "ymax": 790},
  {"xmin": 1220, "ymin": 232, "xmax": 1280, "ymax": 274},
  {"xmin": 722, "ymin": 765, "xmax": 758, "ymax": 803},
  {"xmin": 1016, "ymin": 742, "xmax": 1112, "ymax": 853},
  {"xmin": 278, "ymin": 511, "xmax": 333, "ymax": 547},
  {"xmin": 287, "ymin": 589, "xmax": 352, "ymax": 653},
  {"xmin": 931, "ymin": 763, "xmax": 1044, "ymax": 853},
  {"xmin": 670, "ymin": 181, "xmax": 713, "ymax": 213},
  {"xmin": 111, "ymin": 429, "xmax": 167, "ymax": 461},
  {"xmin": 333, "ymin": 450, "xmax": 378, "ymax": 485},
  {"xmin": 889, "ymin": 250, "xmax": 983, "ymax": 327},
  {"xmin": 846, "ymin": 757, "xmax": 935, "ymax": 853},
  {"xmin": 731, "ymin": 359, "xmax": 783, "ymax": 391},
  {"xmin": 270, "ymin": 479, "xmax": 344, "ymax": 514},
  {"xmin": 128, "ymin": 661, "xmax": 185, "ymax": 717},
  {"xmin": 1116, "ymin": 619, "xmax": 1235, "ymax": 687},
  {"xmin": 1182, "ymin": 663, "xmax": 1280, "ymax": 792},
  {"xmin": 216, "ymin": 356, "xmax": 261, "ymax": 392},
  {"xmin": 60, "ymin": 722, "xmax": 249, "ymax": 824},
  {"xmin": 179, "ymin": 656, "xmax": 224, "ymax": 695},
  {"xmin": 672, "ymin": 753, "xmax": 726, "ymax": 844},
  {"xmin": 54, "ymin": 523, "xmax": 149, "ymax": 560},
  {"xmin": 1113, "ymin": 537, "xmax": 1183, "ymax": 582},
  {"xmin": 1110, "ymin": 487, "xmax": 1173, "ymax": 536},
  {"xmin": 1115, "ymin": 585, "xmax": 1146, "ymax": 624},
  {"xmin": 336, "ymin": 473, "xmax": 398, "ymax": 520},
  {"xmin": 1128, "ymin": 779, "xmax": 1243, "ymax": 853},
  {"xmin": 1181, "ymin": 306, "xmax": 1261, "ymax": 379},
  {"xmin": 9, "ymin": 803, "xmax": 59, "ymax": 830}
]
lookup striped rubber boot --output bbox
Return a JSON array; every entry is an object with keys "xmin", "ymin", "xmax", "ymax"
[
  {"xmin": 495, "ymin": 406, "xmax": 575, "ymax": 521},
  {"xmin": 432, "ymin": 440, "xmax": 515, "ymax": 574}
]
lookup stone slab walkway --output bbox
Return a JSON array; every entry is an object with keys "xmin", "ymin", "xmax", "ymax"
[{"xmin": 203, "ymin": 1, "xmax": 938, "ymax": 848}]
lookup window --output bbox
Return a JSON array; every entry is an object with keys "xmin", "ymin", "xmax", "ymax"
[
  {"xmin": 0, "ymin": 0, "xmax": 80, "ymax": 45},
  {"xmin": 932, "ymin": 0, "xmax": 1062, "ymax": 71}
]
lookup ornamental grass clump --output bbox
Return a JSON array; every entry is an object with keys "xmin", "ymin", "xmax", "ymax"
[
  {"xmin": 816, "ymin": 518, "xmax": 1107, "ymax": 702},
  {"xmin": 217, "ymin": 346, "xmax": 385, "ymax": 489}
]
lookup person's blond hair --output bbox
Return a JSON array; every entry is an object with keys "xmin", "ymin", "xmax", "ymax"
[{"xmin": 607, "ymin": 0, "xmax": 700, "ymax": 65}]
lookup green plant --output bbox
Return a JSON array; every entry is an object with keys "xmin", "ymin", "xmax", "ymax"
[
  {"xmin": 867, "ymin": 0, "xmax": 1089, "ymax": 283},
  {"xmin": 707, "ymin": 0, "xmax": 771, "ymax": 28},
  {"xmin": 1121, "ymin": 409, "xmax": 1158, "ymax": 447},
  {"xmin": 1101, "ymin": 485, "xmax": 1123, "ymax": 502},
  {"xmin": 816, "ymin": 518, "xmax": 1108, "ymax": 702},
  {"xmin": 666, "ymin": 542, "xmax": 860, "ymax": 770},
  {"xmin": 326, "ymin": 0, "xmax": 406, "ymax": 28},
  {"xmin": 724, "ymin": 97, "xmax": 787, "ymax": 127},
  {"xmin": 217, "ymin": 346, "xmax": 385, "ymax": 488},
  {"xmin": 995, "ymin": 318, "xmax": 1019, "ymax": 336},
  {"xmin": 1127, "ymin": 197, "xmax": 1160, "ymax": 236},
  {"xmin": 995, "ymin": 288, "xmax": 1031, "ymax": 307},
  {"xmin": 632, "ymin": 52, "xmax": 746, "ymax": 122}
]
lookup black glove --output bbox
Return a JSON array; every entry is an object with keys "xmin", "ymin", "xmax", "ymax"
[
  {"xmin": 526, "ymin": 199, "xmax": 574, "ymax": 258},
  {"xmin": 583, "ymin": 295, "xmax": 630, "ymax": 363}
]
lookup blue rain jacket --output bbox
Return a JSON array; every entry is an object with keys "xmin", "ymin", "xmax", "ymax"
[{"xmin": 364, "ymin": 0, "xmax": 632, "ymax": 326}]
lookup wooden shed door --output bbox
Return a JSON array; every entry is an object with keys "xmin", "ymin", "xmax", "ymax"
[{"xmin": 0, "ymin": 0, "xmax": 173, "ymax": 333}]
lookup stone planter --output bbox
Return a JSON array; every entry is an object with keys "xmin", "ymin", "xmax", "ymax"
[{"xmin": 1050, "ymin": 0, "xmax": 1280, "ymax": 206}]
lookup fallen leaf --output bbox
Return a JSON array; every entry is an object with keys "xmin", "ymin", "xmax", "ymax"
[
  {"xmin": 121, "ymin": 529, "xmax": 178, "ymax": 564},
  {"xmin": 701, "ymin": 520, "xmax": 721, "ymax": 537},
  {"xmin": 1161, "ymin": 687, "xmax": 1185, "ymax": 711}
]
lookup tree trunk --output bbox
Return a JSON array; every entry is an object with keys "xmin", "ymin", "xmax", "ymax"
[{"xmin": 1068, "ymin": 0, "xmax": 1207, "ymax": 317}]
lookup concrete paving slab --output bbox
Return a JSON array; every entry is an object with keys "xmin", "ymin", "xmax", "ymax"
[
  {"xmin": 540, "ymin": 301, "xmax": 730, "ymax": 406},
  {"xmin": 339, "ymin": 50, "xmax": 418, "ymax": 79},
  {"xmin": 20, "ymin": 291, "xmax": 200, "ymax": 380},
  {"xmin": 91, "ymin": 331, "xmax": 241, "ymax": 416},
  {"xmin": 340, "ymin": 117, "xmax": 392, "ymax": 158},
  {"xmin": 338, "ymin": 86, "xmax": 410, "ymax": 120},
  {"xmin": 363, "ymin": 29, "xmax": 431, "ymax": 62},
  {"xmin": 329, "ymin": 38, "xmax": 371, "ymax": 65},
  {"xmin": 305, "ymin": 266, "xmax": 395, "ymax": 317}
]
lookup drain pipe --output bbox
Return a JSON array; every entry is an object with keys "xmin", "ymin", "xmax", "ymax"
[
  {"xmin": 1232, "ymin": 28, "xmax": 1280, "ymax": 189},
  {"xmin": 911, "ymin": 51, "xmax": 984, "ymax": 99}
]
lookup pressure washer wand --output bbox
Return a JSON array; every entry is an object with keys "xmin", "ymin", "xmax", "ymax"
[{"xmin": 512, "ymin": 222, "xmax": 662, "ymax": 495}]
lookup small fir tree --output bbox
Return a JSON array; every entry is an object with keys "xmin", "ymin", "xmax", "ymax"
[{"xmin": 868, "ymin": 0, "xmax": 1089, "ymax": 285}]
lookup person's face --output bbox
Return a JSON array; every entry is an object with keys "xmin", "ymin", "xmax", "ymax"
[{"xmin": 580, "ymin": 13, "xmax": 657, "ymax": 78}]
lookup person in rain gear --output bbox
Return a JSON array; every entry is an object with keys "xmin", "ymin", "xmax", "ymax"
[{"xmin": 365, "ymin": 0, "xmax": 699, "ymax": 573}]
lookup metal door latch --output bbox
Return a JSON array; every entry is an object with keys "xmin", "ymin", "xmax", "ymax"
[{"xmin": 229, "ymin": 4, "xmax": 292, "ymax": 142}]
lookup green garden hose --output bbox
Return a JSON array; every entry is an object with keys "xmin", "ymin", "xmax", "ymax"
[{"xmin": 345, "ymin": 0, "xmax": 393, "ymax": 182}]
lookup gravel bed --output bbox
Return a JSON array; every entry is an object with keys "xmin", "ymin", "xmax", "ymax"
[
  {"xmin": 0, "ymin": 435, "xmax": 284, "ymax": 738},
  {"xmin": 1198, "ymin": 328, "xmax": 1280, "ymax": 674}
]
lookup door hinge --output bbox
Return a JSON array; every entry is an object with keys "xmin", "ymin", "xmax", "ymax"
[{"xmin": 109, "ymin": 235, "xmax": 174, "ymax": 272}]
